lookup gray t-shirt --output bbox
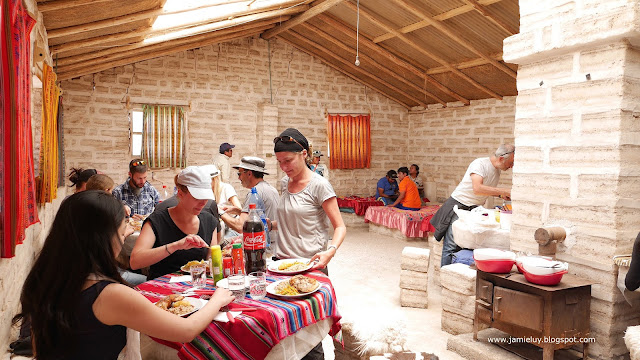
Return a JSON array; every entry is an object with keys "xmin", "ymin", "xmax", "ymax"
[
  {"xmin": 451, "ymin": 157, "xmax": 501, "ymax": 206},
  {"xmin": 242, "ymin": 180, "xmax": 280, "ymax": 245},
  {"xmin": 275, "ymin": 173, "xmax": 335, "ymax": 259}
]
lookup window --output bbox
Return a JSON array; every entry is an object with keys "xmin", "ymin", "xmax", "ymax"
[
  {"xmin": 130, "ymin": 105, "xmax": 187, "ymax": 169},
  {"xmin": 130, "ymin": 110, "xmax": 143, "ymax": 156},
  {"xmin": 327, "ymin": 114, "xmax": 371, "ymax": 169}
]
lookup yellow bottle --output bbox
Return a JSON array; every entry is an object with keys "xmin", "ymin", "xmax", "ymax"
[
  {"xmin": 495, "ymin": 208, "xmax": 501, "ymax": 223},
  {"xmin": 210, "ymin": 245, "xmax": 223, "ymax": 284}
]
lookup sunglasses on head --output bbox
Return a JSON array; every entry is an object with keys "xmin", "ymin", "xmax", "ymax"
[
  {"xmin": 273, "ymin": 136, "xmax": 304, "ymax": 150},
  {"xmin": 131, "ymin": 160, "xmax": 145, "ymax": 167}
]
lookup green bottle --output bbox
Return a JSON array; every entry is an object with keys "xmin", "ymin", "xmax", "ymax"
[{"xmin": 210, "ymin": 245, "xmax": 223, "ymax": 284}]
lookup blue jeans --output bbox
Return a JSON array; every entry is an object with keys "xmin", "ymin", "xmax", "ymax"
[
  {"xmin": 378, "ymin": 196, "xmax": 394, "ymax": 205},
  {"xmin": 394, "ymin": 204, "xmax": 421, "ymax": 211},
  {"xmin": 441, "ymin": 213, "xmax": 462, "ymax": 267}
]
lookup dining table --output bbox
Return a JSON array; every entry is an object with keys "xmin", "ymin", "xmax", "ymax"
[
  {"xmin": 135, "ymin": 270, "xmax": 342, "ymax": 360},
  {"xmin": 337, "ymin": 196, "xmax": 384, "ymax": 216}
]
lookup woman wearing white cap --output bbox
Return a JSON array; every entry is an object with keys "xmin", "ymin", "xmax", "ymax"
[{"xmin": 130, "ymin": 166, "xmax": 218, "ymax": 279}]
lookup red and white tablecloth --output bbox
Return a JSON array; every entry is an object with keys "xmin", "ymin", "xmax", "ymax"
[
  {"xmin": 136, "ymin": 272, "xmax": 342, "ymax": 360},
  {"xmin": 364, "ymin": 205, "xmax": 441, "ymax": 238},
  {"xmin": 337, "ymin": 196, "xmax": 384, "ymax": 216}
]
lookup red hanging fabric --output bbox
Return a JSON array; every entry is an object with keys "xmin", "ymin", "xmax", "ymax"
[
  {"xmin": 1, "ymin": 0, "xmax": 39, "ymax": 258},
  {"xmin": 327, "ymin": 114, "xmax": 371, "ymax": 169}
]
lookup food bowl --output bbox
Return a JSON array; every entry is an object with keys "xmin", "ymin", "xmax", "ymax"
[
  {"xmin": 522, "ymin": 270, "xmax": 568, "ymax": 286},
  {"xmin": 521, "ymin": 257, "xmax": 568, "ymax": 276},
  {"xmin": 474, "ymin": 258, "xmax": 515, "ymax": 273},
  {"xmin": 515, "ymin": 261, "xmax": 525, "ymax": 274},
  {"xmin": 473, "ymin": 248, "xmax": 516, "ymax": 261},
  {"xmin": 515, "ymin": 255, "xmax": 553, "ymax": 274}
]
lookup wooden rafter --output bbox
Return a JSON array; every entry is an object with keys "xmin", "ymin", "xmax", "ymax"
[
  {"xmin": 47, "ymin": 0, "xmax": 309, "ymax": 39},
  {"xmin": 343, "ymin": 2, "xmax": 501, "ymax": 99},
  {"xmin": 51, "ymin": 6, "xmax": 307, "ymax": 55},
  {"xmin": 38, "ymin": 0, "xmax": 112, "ymax": 12},
  {"xmin": 318, "ymin": 14, "xmax": 469, "ymax": 105},
  {"xmin": 372, "ymin": 0, "xmax": 504, "ymax": 43},
  {"xmin": 390, "ymin": 0, "xmax": 516, "ymax": 79},
  {"xmin": 261, "ymin": 0, "xmax": 344, "ymax": 40},
  {"xmin": 428, "ymin": 52, "xmax": 504, "ymax": 75},
  {"xmin": 57, "ymin": 25, "xmax": 274, "ymax": 81},
  {"xmin": 56, "ymin": 19, "xmax": 285, "ymax": 73},
  {"xmin": 299, "ymin": 22, "xmax": 446, "ymax": 106},
  {"xmin": 50, "ymin": 28, "xmax": 146, "ymax": 55},
  {"xmin": 277, "ymin": 34, "xmax": 410, "ymax": 109},
  {"xmin": 463, "ymin": 0, "xmax": 517, "ymax": 35}
]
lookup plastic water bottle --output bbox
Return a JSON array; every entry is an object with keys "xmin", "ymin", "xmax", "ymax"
[
  {"xmin": 248, "ymin": 187, "xmax": 271, "ymax": 248},
  {"xmin": 160, "ymin": 185, "xmax": 169, "ymax": 202}
]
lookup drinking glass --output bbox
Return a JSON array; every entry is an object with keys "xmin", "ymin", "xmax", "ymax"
[
  {"xmin": 228, "ymin": 274, "xmax": 246, "ymax": 302},
  {"xmin": 190, "ymin": 263, "xmax": 207, "ymax": 289},
  {"xmin": 248, "ymin": 271, "xmax": 266, "ymax": 300}
]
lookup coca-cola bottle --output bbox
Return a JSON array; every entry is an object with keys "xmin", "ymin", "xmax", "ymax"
[{"xmin": 243, "ymin": 203, "xmax": 266, "ymax": 274}]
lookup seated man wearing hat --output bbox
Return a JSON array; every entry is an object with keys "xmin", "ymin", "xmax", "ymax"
[
  {"xmin": 376, "ymin": 170, "xmax": 399, "ymax": 205},
  {"xmin": 310, "ymin": 150, "xmax": 329, "ymax": 179},
  {"xmin": 213, "ymin": 142, "xmax": 235, "ymax": 183},
  {"xmin": 221, "ymin": 156, "xmax": 279, "ymax": 248}
]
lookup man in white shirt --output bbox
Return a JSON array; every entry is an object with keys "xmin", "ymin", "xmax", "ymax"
[
  {"xmin": 212, "ymin": 142, "xmax": 235, "ymax": 183},
  {"xmin": 430, "ymin": 144, "xmax": 515, "ymax": 266}
]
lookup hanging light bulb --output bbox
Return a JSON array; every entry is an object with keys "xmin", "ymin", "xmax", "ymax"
[{"xmin": 355, "ymin": 0, "xmax": 360, "ymax": 66}]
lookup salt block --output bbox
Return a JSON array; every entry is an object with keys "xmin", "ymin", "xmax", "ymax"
[
  {"xmin": 399, "ymin": 269, "xmax": 428, "ymax": 291},
  {"xmin": 440, "ymin": 288, "xmax": 475, "ymax": 318},
  {"xmin": 401, "ymin": 247, "xmax": 430, "ymax": 272},
  {"xmin": 370, "ymin": 351, "xmax": 440, "ymax": 359},
  {"xmin": 400, "ymin": 288, "xmax": 428, "ymax": 309},
  {"xmin": 439, "ymin": 263, "xmax": 476, "ymax": 296},
  {"xmin": 441, "ymin": 309, "xmax": 474, "ymax": 335}
]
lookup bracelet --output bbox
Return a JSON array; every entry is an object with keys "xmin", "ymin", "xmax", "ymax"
[
  {"xmin": 327, "ymin": 245, "xmax": 337, "ymax": 252},
  {"xmin": 165, "ymin": 244, "xmax": 172, "ymax": 255}
]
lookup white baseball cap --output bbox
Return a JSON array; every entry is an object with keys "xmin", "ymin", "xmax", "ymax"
[
  {"xmin": 199, "ymin": 164, "xmax": 220, "ymax": 178},
  {"xmin": 177, "ymin": 166, "xmax": 214, "ymax": 200}
]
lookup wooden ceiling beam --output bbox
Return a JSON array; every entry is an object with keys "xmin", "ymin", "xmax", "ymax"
[
  {"xmin": 298, "ymin": 22, "xmax": 446, "ymax": 106},
  {"xmin": 56, "ymin": 19, "xmax": 283, "ymax": 73},
  {"xmin": 38, "ymin": 0, "xmax": 112, "ymax": 12},
  {"xmin": 57, "ymin": 25, "xmax": 273, "ymax": 81},
  {"xmin": 344, "ymin": 1, "xmax": 501, "ymax": 99},
  {"xmin": 283, "ymin": 31, "xmax": 427, "ymax": 108},
  {"xmin": 47, "ymin": 0, "xmax": 308, "ymax": 39},
  {"xmin": 372, "ymin": 0, "xmax": 504, "ymax": 43},
  {"xmin": 390, "ymin": 0, "xmax": 516, "ymax": 79},
  {"xmin": 51, "ymin": 6, "xmax": 306, "ymax": 55},
  {"xmin": 463, "ymin": 0, "xmax": 517, "ymax": 35},
  {"xmin": 318, "ymin": 14, "xmax": 469, "ymax": 105},
  {"xmin": 55, "ymin": 17, "xmax": 289, "ymax": 68},
  {"xmin": 427, "ymin": 52, "xmax": 504, "ymax": 75},
  {"xmin": 50, "ymin": 28, "xmax": 146, "ymax": 56},
  {"xmin": 277, "ymin": 34, "xmax": 410, "ymax": 109},
  {"xmin": 261, "ymin": 0, "xmax": 344, "ymax": 40}
]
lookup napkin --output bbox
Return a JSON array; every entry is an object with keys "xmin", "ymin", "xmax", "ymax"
[
  {"xmin": 169, "ymin": 275, "xmax": 192, "ymax": 283},
  {"xmin": 214, "ymin": 311, "xmax": 241, "ymax": 323}
]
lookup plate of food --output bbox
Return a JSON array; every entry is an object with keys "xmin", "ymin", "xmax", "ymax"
[
  {"xmin": 154, "ymin": 294, "xmax": 204, "ymax": 317},
  {"xmin": 180, "ymin": 260, "xmax": 211, "ymax": 273},
  {"xmin": 266, "ymin": 275, "xmax": 321, "ymax": 298},
  {"xmin": 128, "ymin": 218, "xmax": 143, "ymax": 232},
  {"xmin": 267, "ymin": 259, "xmax": 313, "ymax": 275}
]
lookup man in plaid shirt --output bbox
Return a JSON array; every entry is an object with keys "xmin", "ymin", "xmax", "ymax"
[{"xmin": 112, "ymin": 159, "xmax": 160, "ymax": 219}]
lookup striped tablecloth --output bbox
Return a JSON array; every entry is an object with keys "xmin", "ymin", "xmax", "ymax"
[
  {"xmin": 364, "ymin": 205, "xmax": 441, "ymax": 238},
  {"xmin": 136, "ymin": 272, "xmax": 342, "ymax": 360}
]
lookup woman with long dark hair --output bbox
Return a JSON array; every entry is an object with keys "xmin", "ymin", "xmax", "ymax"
[
  {"xmin": 14, "ymin": 190, "xmax": 234, "ymax": 359},
  {"xmin": 67, "ymin": 167, "xmax": 97, "ymax": 193}
]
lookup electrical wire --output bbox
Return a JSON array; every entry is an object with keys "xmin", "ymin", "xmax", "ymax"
[{"xmin": 355, "ymin": 0, "xmax": 360, "ymax": 66}]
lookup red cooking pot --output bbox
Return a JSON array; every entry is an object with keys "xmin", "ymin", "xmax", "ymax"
[
  {"xmin": 522, "ymin": 270, "xmax": 568, "ymax": 286},
  {"xmin": 474, "ymin": 258, "xmax": 515, "ymax": 274}
]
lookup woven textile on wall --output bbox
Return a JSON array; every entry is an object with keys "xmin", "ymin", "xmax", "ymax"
[
  {"xmin": 327, "ymin": 114, "xmax": 371, "ymax": 169},
  {"xmin": 1, "ymin": 0, "xmax": 39, "ymax": 258},
  {"xmin": 142, "ymin": 105, "xmax": 186, "ymax": 169},
  {"xmin": 37, "ymin": 63, "xmax": 61, "ymax": 204}
]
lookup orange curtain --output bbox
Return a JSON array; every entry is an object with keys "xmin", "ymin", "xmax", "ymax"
[
  {"xmin": 327, "ymin": 114, "xmax": 371, "ymax": 169},
  {"xmin": 37, "ymin": 64, "xmax": 61, "ymax": 204}
]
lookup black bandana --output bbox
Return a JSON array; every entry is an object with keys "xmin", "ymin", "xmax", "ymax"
[{"xmin": 273, "ymin": 128, "xmax": 309, "ymax": 153}]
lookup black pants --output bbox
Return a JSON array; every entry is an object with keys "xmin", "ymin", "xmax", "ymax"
[{"xmin": 301, "ymin": 342, "xmax": 324, "ymax": 360}]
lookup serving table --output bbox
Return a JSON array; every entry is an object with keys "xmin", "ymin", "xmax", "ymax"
[
  {"xmin": 474, "ymin": 270, "xmax": 592, "ymax": 360},
  {"xmin": 337, "ymin": 196, "xmax": 384, "ymax": 216},
  {"xmin": 136, "ymin": 271, "xmax": 342, "ymax": 360}
]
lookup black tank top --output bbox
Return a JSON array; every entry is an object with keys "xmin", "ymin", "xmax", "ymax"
[{"xmin": 67, "ymin": 280, "xmax": 126, "ymax": 359}]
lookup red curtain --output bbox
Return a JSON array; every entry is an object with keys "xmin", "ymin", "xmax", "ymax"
[
  {"xmin": 1, "ymin": 0, "xmax": 39, "ymax": 258},
  {"xmin": 327, "ymin": 114, "xmax": 371, "ymax": 169}
]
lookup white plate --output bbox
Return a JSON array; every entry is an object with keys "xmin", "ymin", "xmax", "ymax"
[
  {"xmin": 267, "ymin": 259, "xmax": 313, "ymax": 275},
  {"xmin": 266, "ymin": 278, "xmax": 321, "ymax": 299},
  {"xmin": 216, "ymin": 277, "xmax": 251, "ymax": 289},
  {"xmin": 155, "ymin": 296, "xmax": 204, "ymax": 317}
]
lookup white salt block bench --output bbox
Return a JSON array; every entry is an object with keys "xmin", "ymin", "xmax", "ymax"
[
  {"xmin": 399, "ymin": 247, "xmax": 430, "ymax": 308},
  {"xmin": 439, "ymin": 264, "xmax": 477, "ymax": 335}
]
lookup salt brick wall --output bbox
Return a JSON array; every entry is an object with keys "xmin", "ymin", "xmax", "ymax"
[
  {"xmin": 504, "ymin": 1, "xmax": 640, "ymax": 358},
  {"xmin": 407, "ymin": 98, "xmax": 516, "ymax": 203},
  {"xmin": 60, "ymin": 37, "xmax": 410, "ymax": 199}
]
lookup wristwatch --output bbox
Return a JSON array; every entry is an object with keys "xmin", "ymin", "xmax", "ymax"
[{"xmin": 327, "ymin": 244, "xmax": 337, "ymax": 252}]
